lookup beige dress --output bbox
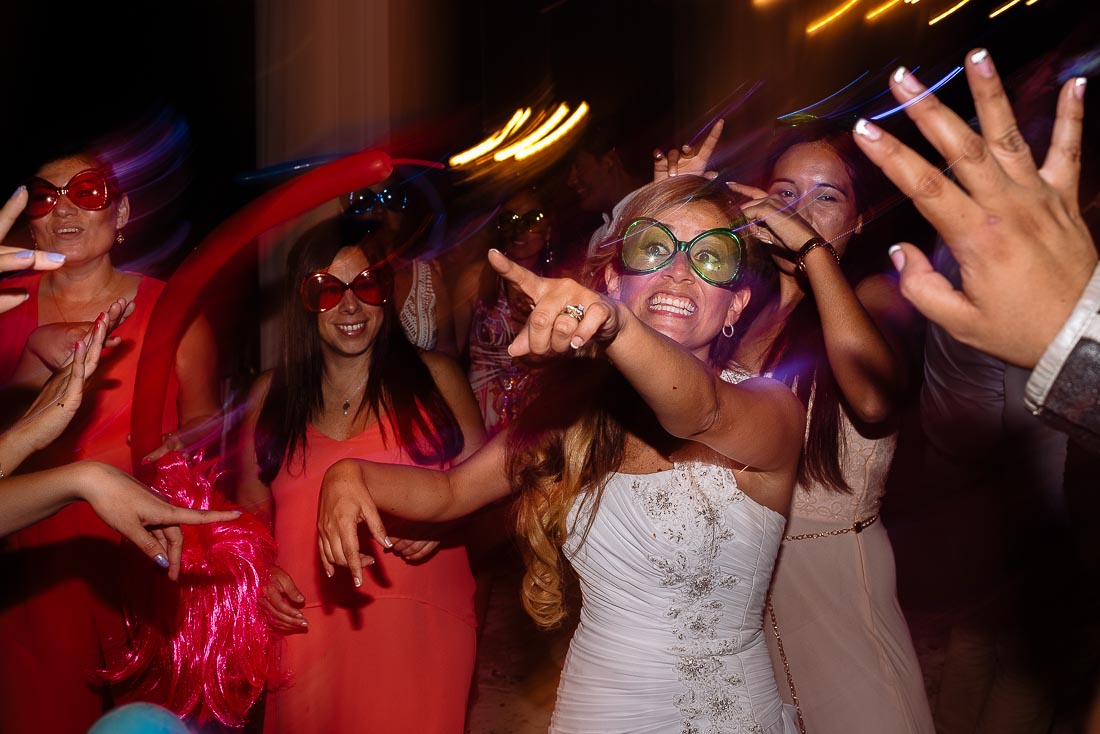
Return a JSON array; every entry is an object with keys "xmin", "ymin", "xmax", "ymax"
[{"xmin": 766, "ymin": 410, "xmax": 935, "ymax": 733}]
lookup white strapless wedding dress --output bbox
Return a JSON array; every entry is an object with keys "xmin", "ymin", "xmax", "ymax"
[{"xmin": 551, "ymin": 460, "xmax": 800, "ymax": 733}]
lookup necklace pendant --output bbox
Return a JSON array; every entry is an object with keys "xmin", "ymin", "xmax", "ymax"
[{"xmin": 342, "ymin": 400, "xmax": 351, "ymax": 417}]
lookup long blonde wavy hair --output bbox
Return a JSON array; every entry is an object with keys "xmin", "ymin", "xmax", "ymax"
[{"xmin": 507, "ymin": 175, "xmax": 772, "ymax": 628}]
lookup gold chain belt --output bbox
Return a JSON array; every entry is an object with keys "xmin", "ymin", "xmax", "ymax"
[{"xmin": 783, "ymin": 512, "xmax": 879, "ymax": 542}]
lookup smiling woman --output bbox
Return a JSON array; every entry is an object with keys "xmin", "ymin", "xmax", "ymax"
[
  {"xmin": 234, "ymin": 218, "xmax": 487, "ymax": 734},
  {"xmin": 0, "ymin": 150, "xmax": 220, "ymax": 734}
]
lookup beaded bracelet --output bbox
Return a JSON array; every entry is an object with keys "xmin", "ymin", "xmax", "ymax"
[{"xmin": 796, "ymin": 237, "xmax": 840, "ymax": 273}]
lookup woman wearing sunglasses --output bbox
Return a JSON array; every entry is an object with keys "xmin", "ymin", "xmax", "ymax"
[
  {"xmin": 0, "ymin": 152, "xmax": 220, "ymax": 733},
  {"xmin": 235, "ymin": 219, "xmax": 485, "ymax": 734},
  {"xmin": 716, "ymin": 119, "xmax": 931, "ymax": 733},
  {"xmin": 455, "ymin": 187, "xmax": 555, "ymax": 434},
  {"xmin": 317, "ymin": 176, "xmax": 806, "ymax": 733},
  {"xmin": 338, "ymin": 174, "xmax": 458, "ymax": 356}
]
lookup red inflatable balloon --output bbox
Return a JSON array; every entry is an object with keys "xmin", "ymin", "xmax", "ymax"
[{"xmin": 130, "ymin": 150, "xmax": 437, "ymax": 470}]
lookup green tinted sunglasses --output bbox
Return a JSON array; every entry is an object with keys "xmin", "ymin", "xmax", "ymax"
[{"xmin": 621, "ymin": 218, "xmax": 743, "ymax": 286}]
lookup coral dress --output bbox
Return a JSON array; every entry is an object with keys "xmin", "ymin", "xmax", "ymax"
[
  {"xmin": 263, "ymin": 422, "xmax": 477, "ymax": 734},
  {"xmin": 0, "ymin": 273, "xmax": 179, "ymax": 734},
  {"xmin": 765, "ymin": 411, "xmax": 935, "ymax": 733},
  {"xmin": 553, "ymin": 460, "xmax": 799, "ymax": 733}
]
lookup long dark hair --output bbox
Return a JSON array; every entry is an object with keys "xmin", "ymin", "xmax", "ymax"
[
  {"xmin": 508, "ymin": 176, "xmax": 774, "ymax": 627},
  {"xmin": 255, "ymin": 219, "xmax": 463, "ymax": 484},
  {"xmin": 759, "ymin": 118, "xmax": 892, "ymax": 493}
]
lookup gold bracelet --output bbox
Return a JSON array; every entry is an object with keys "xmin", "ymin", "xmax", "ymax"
[
  {"xmin": 796, "ymin": 237, "xmax": 839, "ymax": 273},
  {"xmin": 783, "ymin": 513, "xmax": 879, "ymax": 541}
]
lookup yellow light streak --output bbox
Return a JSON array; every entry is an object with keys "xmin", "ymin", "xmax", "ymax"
[
  {"xmin": 928, "ymin": 0, "xmax": 971, "ymax": 25},
  {"xmin": 1025, "ymin": 0, "xmax": 1040, "ymax": 6},
  {"xmin": 866, "ymin": 0, "xmax": 903, "ymax": 20},
  {"xmin": 448, "ymin": 108, "xmax": 530, "ymax": 167},
  {"xmin": 514, "ymin": 102, "xmax": 590, "ymax": 160},
  {"xmin": 989, "ymin": 0, "xmax": 1022, "ymax": 16},
  {"xmin": 494, "ymin": 104, "xmax": 570, "ymax": 161},
  {"xmin": 806, "ymin": 0, "xmax": 862, "ymax": 34}
]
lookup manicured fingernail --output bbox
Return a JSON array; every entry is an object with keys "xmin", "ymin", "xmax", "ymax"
[
  {"xmin": 488, "ymin": 248, "xmax": 502, "ymax": 256},
  {"xmin": 570, "ymin": 336, "xmax": 583, "ymax": 349},
  {"xmin": 300, "ymin": 620, "xmax": 308, "ymax": 627},
  {"xmin": 653, "ymin": 151, "xmax": 664, "ymax": 161},
  {"xmin": 353, "ymin": 576, "xmax": 362, "ymax": 588},
  {"xmin": 231, "ymin": 510, "xmax": 243, "ymax": 516},
  {"xmin": 1075, "ymin": 77, "xmax": 1087, "ymax": 101},
  {"xmin": 888, "ymin": 244, "xmax": 905, "ymax": 271},
  {"xmin": 682, "ymin": 145, "xmax": 691, "ymax": 153},
  {"xmin": 45, "ymin": 252, "xmax": 66, "ymax": 263},
  {"xmin": 892, "ymin": 66, "xmax": 923, "ymax": 95},
  {"xmin": 295, "ymin": 611, "xmax": 304, "ymax": 618},
  {"xmin": 14, "ymin": 249, "xmax": 34, "ymax": 259},
  {"xmin": 325, "ymin": 569, "xmax": 333, "ymax": 578},
  {"xmin": 10, "ymin": 185, "xmax": 25, "ymax": 199},
  {"xmin": 154, "ymin": 555, "xmax": 170, "ymax": 569},
  {"xmin": 969, "ymin": 49, "xmax": 992, "ymax": 78},
  {"xmin": 853, "ymin": 119, "xmax": 882, "ymax": 141},
  {"xmin": 364, "ymin": 557, "xmax": 375, "ymax": 566},
  {"xmin": 383, "ymin": 536, "xmax": 394, "ymax": 548}
]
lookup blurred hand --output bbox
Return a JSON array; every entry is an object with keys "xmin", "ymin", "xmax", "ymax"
[
  {"xmin": 653, "ymin": 120, "xmax": 724, "ymax": 181},
  {"xmin": 852, "ymin": 51, "xmax": 1096, "ymax": 367},
  {"xmin": 260, "ymin": 565, "xmax": 309, "ymax": 635},
  {"xmin": 0, "ymin": 187, "xmax": 67, "ymax": 314}
]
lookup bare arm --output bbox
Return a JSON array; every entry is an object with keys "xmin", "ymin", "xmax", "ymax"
[
  {"xmin": 491, "ymin": 249, "xmax": 805, "ymax": 472},
  {"xmin": 0, "ymin": 460, "xmax": 240, "ymax": 579},
  {"xmin": 317, "ymin": 431, "xmax": 512, "ymax": 585}
]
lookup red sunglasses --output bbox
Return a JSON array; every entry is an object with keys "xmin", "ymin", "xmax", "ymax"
[
  {"xmin": 25, "ymin": 169, "xmax": 114, "ymax": 219},
  {"xmin": 299, "ymin": 269, "xmax": 389, "ymax": 312}
]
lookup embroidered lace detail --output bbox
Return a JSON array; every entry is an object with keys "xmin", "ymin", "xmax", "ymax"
[
  {"xmin": 631, "ymin": 461, "xmax": 764, "ymax": 733},
  {"xmin": 399, "ymin": 259, "xmax": 437, "ymax": 350}
]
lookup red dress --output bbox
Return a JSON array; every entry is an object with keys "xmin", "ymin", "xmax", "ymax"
[
  {"xmin": 263, "ymin": 423, "xmax": 477, "ymax": 734},
  {"xmin": 0, "ymin": 273, "xmax": 179, "ymax": 734}
]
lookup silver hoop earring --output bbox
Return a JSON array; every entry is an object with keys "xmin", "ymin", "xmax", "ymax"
[{"xmin": 722, "ymin": 323, "xmax": 735, "ymax": 338}]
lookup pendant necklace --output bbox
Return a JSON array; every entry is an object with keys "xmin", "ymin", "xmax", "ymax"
[{"xmin": 326, "ymin": 378, "xmax": 366, "ymax": 417}]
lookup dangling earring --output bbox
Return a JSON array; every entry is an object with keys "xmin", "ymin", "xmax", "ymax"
[
  {"xmin": 722, "ymin": 323, "xmax": 735, "ymax": 338},
  {"xmin": 115, "ymin": 230, "xmax": 125, "ymax": 245}
]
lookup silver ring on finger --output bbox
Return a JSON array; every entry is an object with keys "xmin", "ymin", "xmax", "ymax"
[{"xmin": 559, "ymin": 304, "xmax": 585, "ymax": 322}]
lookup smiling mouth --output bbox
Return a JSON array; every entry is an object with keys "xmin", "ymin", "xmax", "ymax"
[
  {"xmin": 648, "ymin": 293, "xmax": 697, "ymax": 317},
  {"xmin": 335, "ymin": 323, "xmax": 366, "ymax": 336},
  {"xmin": 55, "ymin": 227, "xmax": 82, "ymax": 235}
]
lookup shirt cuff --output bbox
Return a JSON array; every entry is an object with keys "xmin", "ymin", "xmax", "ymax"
[{"xmin": 1025, "ymin": 262, "xmax": 1100, "ymax": 444}]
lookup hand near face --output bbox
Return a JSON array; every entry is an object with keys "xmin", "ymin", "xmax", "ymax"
[
  {"xmin": 852, "ymin": 51, "xmax": 1095, "ymax": 367},
  {"xmin": 0, "ymin": 188, "xmax": 67, "ymax": 314},
  {"xmin": 487, "ymin": 249, "xmax": 623, "ymax": 356}
]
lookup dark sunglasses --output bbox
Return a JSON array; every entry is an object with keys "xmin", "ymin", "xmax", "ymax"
[
  {"xmin": 299, "ymin": 269, "xmax": 389, "ymax": 312},
  {"xmin": 343, "ymin": 187, "xmax": 407, "ymax": 216},
  {"xmin": 25, "ymin": 169, "xmax": 113, "ymax": 219},
  {"xmin": 621, "ymin": 218, "xmax": 743, "ymax": 286},
  {"xmin": 497, "ymin": 209, "xmax": 546, "ymax": 235}
]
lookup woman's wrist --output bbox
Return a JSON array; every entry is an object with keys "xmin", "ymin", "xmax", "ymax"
[{"xmin": 796, "ymin": 237, "xmax": 840, "ymax": 274}]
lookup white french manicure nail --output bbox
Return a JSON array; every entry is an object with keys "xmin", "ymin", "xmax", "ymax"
[
  {"xmin": 969, "ymin": 48, "xmax": 989, "ymax": 65},
  {"xmin": 892, "ymin": 66, "xmax": 908, "ymax": 84},
  {"xmin": 853, "ymin": 119, "xmax": 881, "ymax": 141}
]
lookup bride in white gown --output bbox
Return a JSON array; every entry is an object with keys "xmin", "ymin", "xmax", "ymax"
[{"xmin": 316, "ymin": 176, "xmax": 806, "ymax": 733}]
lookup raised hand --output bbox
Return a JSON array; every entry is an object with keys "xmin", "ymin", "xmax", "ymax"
[
  {"xmin": 0, "ymin": 188, "xmax": 68, "ymax": 313},
  {"xmin": 488, "ymin": 249, "xmax": 622, "ymax": 355},
  {"xmin": 653, "ymin": 120, "xmax": 725, "ymax": 181},
  {"xmin": 24, "ymin": 297, "xmax": 134, "ymax": 371},
  {"xmin": 852, "ymin": 50, "xmax": 1095, "ymax": 368}
]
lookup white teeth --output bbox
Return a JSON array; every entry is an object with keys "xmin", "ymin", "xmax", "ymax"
[
  {"xmin": 648, "ymin": 294, "xmax": 696, "ymax": 316},
  {"xmin": 336, "ymin": 323, "xmax": 365, "ymax": 335},
  {"xmin": 56, "ymin": 228, "xmax": 80, "ymax": 234}
]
